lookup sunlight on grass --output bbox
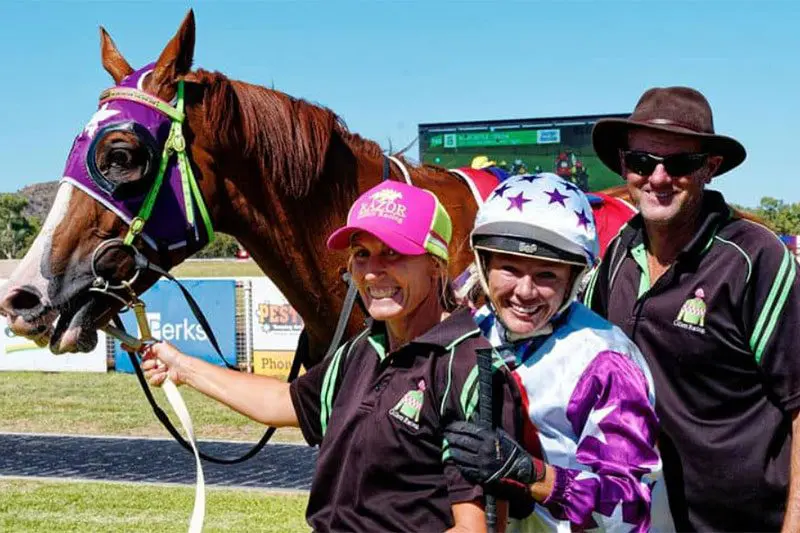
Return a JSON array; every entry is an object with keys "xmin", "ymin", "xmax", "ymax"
[
  {"xmin": 0, "ymin": 372, "xmax": 305, "ymax": 443},
  {"xmin": 0, "ymin": 479, "xmax": 309, "ymax": 532},
  {"xmin": 170, "ymin": 259, "xmax": 265, "ymax": 278}
]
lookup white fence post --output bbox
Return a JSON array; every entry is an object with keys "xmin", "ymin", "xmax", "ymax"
[{"xmin": 244, "ymin": 279, "xmax": 253, "ymax": 373}]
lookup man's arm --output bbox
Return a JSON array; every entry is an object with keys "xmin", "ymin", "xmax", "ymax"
[{"xmin": 782, "ymin": 411, "xmax": 800, "ymax": 533}]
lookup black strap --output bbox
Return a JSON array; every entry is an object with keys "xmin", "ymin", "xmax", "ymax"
[
  {"xmin": 118, "ymin": 314, "xmax": 307, "ymax": 464},
  {"xmin": 382, "ymin": 155, "xmax": 391, "ymax": 182},
  {"xmin": 123, "ymin": 155, "xmax": 382, "ymax": 463},
  {"xmin": 323, "ymin": 273, "xmax": 361, "ymax": 361},
  {"xmin": 133, "ymin": 252, "xmax": 235, "ymax": 370},
  {"xmin": 122, "ymin": 270, "xmax": 359, "ymax": 464}
]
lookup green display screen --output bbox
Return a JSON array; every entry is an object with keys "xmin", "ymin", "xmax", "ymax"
[
  {"xmin": 419, "ymin": 114, "xmax": 627, "ymax": 192},
  {"xmin": 428, "ymin": 129, "xmax": 561, "ymax": 148}
]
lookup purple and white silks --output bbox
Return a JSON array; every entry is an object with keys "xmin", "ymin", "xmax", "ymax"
[
  {"xmin": 60, "ymin": 64, "xmax": 203, "ymax": 252},
  {"xmin": 475, "ymin": 302, "xmax": 675, "ymax": 532}
]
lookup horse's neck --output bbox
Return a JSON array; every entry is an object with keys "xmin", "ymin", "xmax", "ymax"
[{"xmin": 210, "ymin": 125, "xmax": 384, "ymax": 350}]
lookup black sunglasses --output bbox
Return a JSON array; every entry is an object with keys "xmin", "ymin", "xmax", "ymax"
[{"xmin": 621, "ymin": 150, "xmax": 709, "ymax": 177}]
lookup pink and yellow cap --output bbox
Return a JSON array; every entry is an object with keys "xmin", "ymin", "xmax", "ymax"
[{"xmin": 327, "ymin": 181, "xmax": 452, "ymax": 262}]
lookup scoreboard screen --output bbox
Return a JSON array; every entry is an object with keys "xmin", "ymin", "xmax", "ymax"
[{"xmin": 419, "ymin": 113, "xmax": 628, "ymax": 192}]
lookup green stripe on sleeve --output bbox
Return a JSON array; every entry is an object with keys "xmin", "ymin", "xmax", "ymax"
[
  {"xmin": 750, "ymin": 248, "xmax": 791, "ymax": 360},
  {"xmin": 582, "ymin": 266, "xmax": 599, "ymax": 305},
  {"xmin": 441, "ymin": 438, "xmax": 452, "ymax": 462},
  {"xmin": 460, "ymin": 366, "xmax": 479, "ymax": 418},
  {"xmin": 754, "ymin": 250, "xmax": 796, "ymax": 364},
  {"xmin": 319, "ymin": 343, "xmax": 346, "ymax": 437},
  {"xmin": 461, "ymin": 354, "xmax": 506, "ymax": 422}
]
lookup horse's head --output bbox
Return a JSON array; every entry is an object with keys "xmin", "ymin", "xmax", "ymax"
[{"xmin": 0, "ymin": 11, "xmax": 212, "ymax": 353}]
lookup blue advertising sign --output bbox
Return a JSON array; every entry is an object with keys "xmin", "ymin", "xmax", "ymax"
[{"xmin": 114, "ymin": 279, "xmax": 237, "ymax": 373}]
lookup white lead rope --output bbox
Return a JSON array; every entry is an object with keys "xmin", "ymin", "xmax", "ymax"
[
  {"xmin": 103, "ymin": 325, "xmax": 205, "ymax": 533},
  {"xmin": 162, "ymin": 378, "xmax": 206, "ymax": 533}
]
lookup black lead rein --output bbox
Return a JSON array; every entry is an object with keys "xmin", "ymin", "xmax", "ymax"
[{"xmin": 116, "ymin": 156, "xmax": 392, "ymax": 464}]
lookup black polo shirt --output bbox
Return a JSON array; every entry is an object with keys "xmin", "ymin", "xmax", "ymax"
[
  {"xmin": 290, "ymin": 307, "xmax": 520, "ymax": 532},
  {"xmin": 584, "ymin": 190, "xmax": 800, "ymax": 531}
]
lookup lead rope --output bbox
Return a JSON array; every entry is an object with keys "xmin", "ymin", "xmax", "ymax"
[{"xmin": 104, "ymin": 310, "xmax": 206, "ymax": 533}]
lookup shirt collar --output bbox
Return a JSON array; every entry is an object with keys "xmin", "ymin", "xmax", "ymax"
[
  {"xmin": 620, "ymin": 190, "xmax": 731, "ymax": 259},
  {"xmin": 366, "ymin": 307, "xmax": 479, "ymax": 359}
]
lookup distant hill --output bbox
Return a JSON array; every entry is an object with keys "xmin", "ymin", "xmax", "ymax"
[{"xmin": 18, "ymin": 181, "xmax": 59, "ymax": 222}]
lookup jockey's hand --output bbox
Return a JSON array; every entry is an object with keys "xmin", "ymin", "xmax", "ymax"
[
  {"xmin": 141, "ymin": 342, "xmax": 187, "ymax": 387},
  {"xmin": 443, "ymin": 421, "xmax": 544, "ymax": 500}
]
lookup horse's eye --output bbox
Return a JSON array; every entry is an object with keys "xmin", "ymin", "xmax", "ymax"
[{"xmin": 108, "ymin": 149, "xmax": 133, "ymax": 168}]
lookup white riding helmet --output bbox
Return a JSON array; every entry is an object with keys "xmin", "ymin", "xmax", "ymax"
[{"xmin": 471, "ymin": 172, "xmax": 600, "ymax": 321}]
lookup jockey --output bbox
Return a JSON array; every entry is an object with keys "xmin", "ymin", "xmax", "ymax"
[
  {"xmin": 472, "ymin": 154, "xmax": 511, "ymax": 182},
  {"xmin": 443, "ymin": 173, "xmax": 673, "ymax": 531}
]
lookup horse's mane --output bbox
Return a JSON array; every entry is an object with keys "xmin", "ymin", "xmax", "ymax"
[{"xmin": 190, "ymin": 69, "xmax": 384, "ymax": 197}]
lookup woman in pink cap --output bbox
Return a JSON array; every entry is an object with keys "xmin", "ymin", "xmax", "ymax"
[{"xmin": 142, "ymin": 181, "xmax": 520, "ymax": 532}]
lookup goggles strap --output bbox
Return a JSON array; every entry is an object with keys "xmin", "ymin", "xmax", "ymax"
[{"xmin": 119, "ymin": 81, "xmax": 215, "ymax": 248}]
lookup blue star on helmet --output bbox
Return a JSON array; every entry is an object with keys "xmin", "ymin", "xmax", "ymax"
[
  {"xmin": 575, "ymin": 208, "xmax": 592, "ymax": 229},
  {"xmin": 563, "ymin": 181, "xmax": 582, "ymax": 193},
  {"xmin": 517, "ymin": 174, "xmax": 544, "ymax": 184},
  {"xmin": 492, "ymin": 183, "xmax": 513, "ymax": 200},
  {"xmin": 545, "ymin": 188, "xmax": 569, "ymax": 207},
  {"xmin": 507, "ymin": 191, "xmax": 532, "ymax": 212}
]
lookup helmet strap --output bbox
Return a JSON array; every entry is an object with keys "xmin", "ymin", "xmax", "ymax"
[{"xmin": 475, "ymin": 249, "xmax": 587, "ymax": 342}]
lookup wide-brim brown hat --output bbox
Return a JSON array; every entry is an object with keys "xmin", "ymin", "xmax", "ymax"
[{"xmin": 592, "ymin": 86, "xmax": 746, "ymax": 177}]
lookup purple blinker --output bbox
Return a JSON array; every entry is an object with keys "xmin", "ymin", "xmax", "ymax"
[{"xmin": 61, "ymin": 64, "xmax": 206, "ymax": 252}]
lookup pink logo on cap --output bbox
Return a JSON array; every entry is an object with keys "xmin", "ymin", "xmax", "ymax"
[
  {"xmin": 327, "ymin": 181, "xmax": 451, "ymax": 262},
  {"xmin": 357, "ymin": 188, "xmax": 408, "ymax": 225}
]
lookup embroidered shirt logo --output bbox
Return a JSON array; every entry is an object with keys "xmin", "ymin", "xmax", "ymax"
[
  {"xmin": 674, "ymin": 288, "xmax": 707, "ymax": 334},
  {"xmin": 389, "ymin": 379, "xmax": 425, "ymax": 430},
  {"xmin": 358, "ymin": 188, "xmax": 407, "ymax": 224}
]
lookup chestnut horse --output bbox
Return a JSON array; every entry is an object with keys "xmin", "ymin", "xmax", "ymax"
[
  {"xmin": 0, "ymin": 11, "xmax": 663, "ymax": 370},
  {"xmin": 0, "ymin": 11, "xmax": 483, "ymax": 368}
]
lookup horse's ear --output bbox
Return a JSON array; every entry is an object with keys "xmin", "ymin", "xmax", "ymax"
[
  {"xmin": 100, "ymin": 27, "xmax": 133, "ymax": 84},
  {"xmin": 149, "ymin": 9, "xmax": 195, "ymax": 98}
]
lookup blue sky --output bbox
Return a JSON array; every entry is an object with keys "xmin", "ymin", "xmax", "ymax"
[{"xmin": 1, "ymin": 0, "xmax": 797, "ymax": 207}]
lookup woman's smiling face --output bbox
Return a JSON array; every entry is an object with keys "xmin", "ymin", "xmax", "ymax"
[
  {"xmin": 486, "ymin": 252, "xmax": 573, "ymax": 336},
  {"xmin": 349, "ymin": 232, "xmax": 438, "ymax": 324}
]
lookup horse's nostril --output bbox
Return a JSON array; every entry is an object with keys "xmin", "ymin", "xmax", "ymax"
[{"xmin": 7, "ymin": 287, "xmax": 43, "ymax": 313}]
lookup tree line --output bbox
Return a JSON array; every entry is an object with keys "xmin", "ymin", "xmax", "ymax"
[{"xmin": 2, "ymin": 192, "xmax": 799, "ymax": 260}]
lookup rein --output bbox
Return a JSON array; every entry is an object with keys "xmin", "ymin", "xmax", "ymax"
[
  {"xmin": 92, "ymin": 81, "xmax": 281, "ymax": 465},
  {"xmin": 92, "ymin": 74, "xmax": 402, "ymax": 530}
]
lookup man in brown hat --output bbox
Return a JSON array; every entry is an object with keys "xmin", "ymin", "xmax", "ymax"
[{"xmin": 583, "ymin": 87, "xmax": 800, "ymax": 531}]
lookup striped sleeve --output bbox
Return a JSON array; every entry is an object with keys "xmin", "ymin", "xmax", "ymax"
[{"xmin": 743, "ymin": 234, "xmax": 800, "ymax": 411}]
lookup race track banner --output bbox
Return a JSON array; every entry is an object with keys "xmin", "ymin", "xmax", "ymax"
[
  {"xmin": 114, "ymin": 279, "xmax": 237, "ymax": 373},
  {"xmin": 253, "ymin": 350, "xmax": 306, "ymax": 380},
  {"xmin": 251, "ymin": 278, "xmax": 304, "ymax": 351},
  {"xmin": 0, "ymin": 324, "xmax": 107, "ymax": 372}
]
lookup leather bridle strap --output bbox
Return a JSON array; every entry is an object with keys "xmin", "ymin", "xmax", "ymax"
[{"xmin": 315, "ymin": 155, "xmax": 394, "ymax": 361}]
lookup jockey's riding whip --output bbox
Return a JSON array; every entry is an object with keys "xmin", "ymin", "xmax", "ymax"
[{"xmin": 476, "ymin": 348, "xmax": 497, "ymax": 532}]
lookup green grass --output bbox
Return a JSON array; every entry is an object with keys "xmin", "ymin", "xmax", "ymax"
[
  {"xmin": 170, "ymin": 259, "xmax": 265, "ymax": 278},
  {"xmin": 0, "ymin": 372, "xmax": 305, "ymax": 443},
  {"xmin": 0, "ymin": 478, "xmax": 309, "ymax": 532}
]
